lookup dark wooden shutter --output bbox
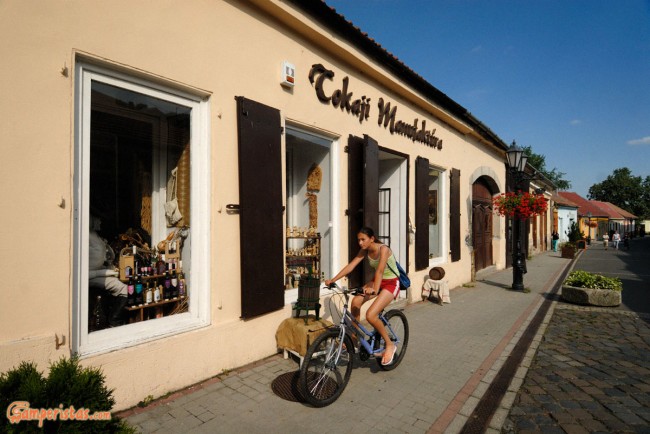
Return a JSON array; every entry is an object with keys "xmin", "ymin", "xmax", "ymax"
[
  {"xmin": 415, "ymin": 157, "xmax": 429, "ymax": 270},
  {"xmin": 235, "ymin": 96, "xmax": 284, "ymax": 318},
  {"xmin": 347, "ymin": 135, "xmax": 379, "ymax": 287},
  {"xmin": 449, "ymin": 168, "xmax": 461, "ymax": 262}
]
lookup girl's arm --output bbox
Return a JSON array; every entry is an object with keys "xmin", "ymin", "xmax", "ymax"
[{"xmin": 325, "ymin": 250, "xmax": 365, "ymax": 285}]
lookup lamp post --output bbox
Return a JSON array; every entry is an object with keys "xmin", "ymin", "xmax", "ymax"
[
  {"xmin": 506, "ymin": 141, "xmax": 529, "ymax": 291},
  {"xmin": 586, "ymin": 212, "xmax": 592, "ymax": 245}
]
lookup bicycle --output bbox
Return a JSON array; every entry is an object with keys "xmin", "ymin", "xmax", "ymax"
[{"xmin": 298, "ymin": 283, "xmax": 409, "ymax": 407}]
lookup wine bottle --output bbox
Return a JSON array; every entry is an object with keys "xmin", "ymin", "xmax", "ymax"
[
  {"xmin": 171, "ymin": 270, "xmax": 179, "ymax": 298},
  {"xmin": 164, "ymin": 271, "xmax": 171, "ymax": 300},
  {"xmin": 156, "ymin": 254, "xmax": 166, "ymax": 276},
  {"xmin": 90, "ymin": 295, "xmax": 106, "ymax": 332},
  {"xmin": 145, "ymin": 282, "xmax": 153, "ymax": 304},
  {"xmin": 135, "ymin": 274, "xmax": 144, "ymax": 305},
  {"xmin": 178, "ymin": 270, "xmax": 186, "ymax": 297},
  {"xmin": 127, "ymin": 276, "xmax": 135, "ymax": 306},
  {"xmin": 154, "ymin": 280, "xmax": 161, "ymax": 303}
]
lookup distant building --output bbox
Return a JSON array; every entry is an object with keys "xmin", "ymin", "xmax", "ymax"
[
  {"xmin": 551, "ymin": 193, "xmax": 579, "ymax": 243},
  {"xmin": 557, "ymin": 192, "xmax": 637, "ymax": 241},
  {"xmin": 591, "ymin": 201, "xmax": 637, "ymax": 236}
]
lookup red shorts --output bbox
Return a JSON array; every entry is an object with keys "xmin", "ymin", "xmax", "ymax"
[{"xmin": 380, "ymin": 278, "xmax": 400, "ymax": 299}]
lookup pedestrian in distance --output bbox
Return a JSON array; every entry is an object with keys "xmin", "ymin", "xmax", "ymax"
[
  {"xmin": 602, "ymin": 232, "xmax": 609, "ymax": 250},
  {"xmin": 552, "ymin": 231, "xmax": 559, "ymax": 252},
  {"xmin": 624, "ymin": 233, "xmax": 630, "ymax": 250},
  {"xmin": 612, "ymin": 231, "xmax": 621, "ymax": 250},
  {"xmin": 325, "ymin": 226, "xmax": 400, "ymax": 366}
]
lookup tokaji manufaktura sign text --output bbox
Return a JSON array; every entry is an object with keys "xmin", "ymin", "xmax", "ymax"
[{"xmin": 308, "ymin": 64, "xmax": 443, "ymax": 150}]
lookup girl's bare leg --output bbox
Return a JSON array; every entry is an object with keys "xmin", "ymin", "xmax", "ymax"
[{"xmin": 365, "ymin": 291, "xmax": 396, "ymax": 364}]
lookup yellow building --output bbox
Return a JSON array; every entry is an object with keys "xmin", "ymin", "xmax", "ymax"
[{"xmin": 0, "ymin": 0, "xmax": 551, "ymax": 409}]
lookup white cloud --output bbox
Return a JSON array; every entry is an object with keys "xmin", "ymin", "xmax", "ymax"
[
  {"xmin": 569, "ymin": 119, "xmax": 581, "ymax": 126},
  {"xmin": 627, "ymin": 136, "xmax": 650, "ymax": 146},
  {"xmin": 470, "ymin": 45, "xmax": 482, "ymax": 54}
]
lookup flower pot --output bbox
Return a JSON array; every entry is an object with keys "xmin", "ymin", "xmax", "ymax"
[
  {"xmin": 561, "ymin": 285, "xmax": 622, "ymax": 307},
  {"xmin": 561, "ymin": 246, "xmax": 576, "ymax": 259}
]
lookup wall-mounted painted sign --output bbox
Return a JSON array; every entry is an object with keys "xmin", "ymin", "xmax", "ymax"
[{"xmin": 308, "ymin": 64, "xmax": 443, "ymax": 150}]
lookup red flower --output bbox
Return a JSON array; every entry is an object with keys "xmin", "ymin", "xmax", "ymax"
[{"xmin": 492, "ymin": 191, "xmax": 548, "ymax": 220}]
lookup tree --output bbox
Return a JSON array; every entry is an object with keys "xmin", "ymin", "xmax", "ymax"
[
  {"xmin": 522, "ymin": 146, "xmax": 572, "ymax": 190},
  {"xmin": 588, "ymin": 167, "xmax": 650, "ymax": 219}
]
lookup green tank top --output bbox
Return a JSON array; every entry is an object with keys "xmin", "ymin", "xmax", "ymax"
[{"xmin": 367, "ymin": 246, "xmax": 398, "ymax": 279}]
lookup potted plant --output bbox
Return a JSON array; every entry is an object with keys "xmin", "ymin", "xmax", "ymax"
[
  {"xmin": 560, "ymin": 242, "xmax": 577, "ymax": 259},
  {"xmin": 561, "ymin": 270, "xmax": 622, "ymax": 307},
  {"xmin": 561, "ymin": 221, "xmax": 586, "ymax": 258}
]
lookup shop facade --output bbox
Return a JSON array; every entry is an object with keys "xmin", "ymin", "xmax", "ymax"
[{"xmin": 1, "ymin": 0, "xmax": 514, "ymax": 409}]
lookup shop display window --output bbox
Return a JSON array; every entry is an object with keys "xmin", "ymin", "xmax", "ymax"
[
  {"xmin": 74, "ymin": 62, "xmax": 210, "ymax": 354},
  {"xmin": 428, "ymin": 167, "xmax": 444, "ymax": 259},
  {"xmin": 285, "ymin": 128, "xmax": 332, "ymax": 293}
]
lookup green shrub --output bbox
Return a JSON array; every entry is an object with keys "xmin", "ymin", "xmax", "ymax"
[
  {"xmin": 564, "ymin": 270, "xmax": 623, "ymax": 291},
  {"xmin": 0, "ymin": 356, "xmax": 136, "ymax": 433},
  {"xmin": 565, "ymin": 221, "xmax": 585, "ymax": 243}
]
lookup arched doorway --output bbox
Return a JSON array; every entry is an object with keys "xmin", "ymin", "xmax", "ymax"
[{"xmin": 472, "ymin": 178, "xmax": 495, "ymax": 272}]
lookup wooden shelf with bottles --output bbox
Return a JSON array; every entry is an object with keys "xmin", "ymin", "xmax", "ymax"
[
  {"xmin": 126, "ymin": 295, "xmax": 188, "ymax": 323},
  {"xmin": 285, "ymin": 229, "xmax": 321, "ymax": 288}
]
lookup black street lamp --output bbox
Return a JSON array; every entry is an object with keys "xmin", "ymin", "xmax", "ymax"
[
  {"xmin": 586, "ymin": 212, "xmax": 592, "ymax": 245},
  {"xmin": 506, "ymin": 141, "xmax": 530, "ymax": 291}
]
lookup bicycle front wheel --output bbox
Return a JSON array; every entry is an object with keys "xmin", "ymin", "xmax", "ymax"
[
  {"xmin": 377, "ymin": 309, "xmax": 409, "ymax": 371},
  {"xmin": 299, "ymin": 328, "xmax": 354, "ymax": 407}
]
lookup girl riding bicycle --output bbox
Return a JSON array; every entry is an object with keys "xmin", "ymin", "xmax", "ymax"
[{"xmin": 325, "ymin": 227, "xmax": 399, "ymax": 366}]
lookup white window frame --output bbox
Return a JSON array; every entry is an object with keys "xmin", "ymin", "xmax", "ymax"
[
  {"xmin": 72, "ymin": 60, "xmax": 211, "ymax": 356},
  {"xmin": 429, "ymin": 165, "xmax": 448, "ymax": 267},
  {"xmin": 283, "ymin": 124, "xmax": 339, "ymax": 305}
]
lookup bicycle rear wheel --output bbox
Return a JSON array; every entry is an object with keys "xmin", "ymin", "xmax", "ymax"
[
  {"xmin": 377, "ymin": 309, "xmax": 409, "ymax": 371},
  {"xmin": 299, "ymin": 328, "xmax": 354, "ymax": 407}
]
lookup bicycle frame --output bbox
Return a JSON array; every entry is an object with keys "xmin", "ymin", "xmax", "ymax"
[{"xmin": 333, "ymin": 286, "xmax": 400, "ymax": 356}]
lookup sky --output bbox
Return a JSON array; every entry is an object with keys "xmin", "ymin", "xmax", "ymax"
[{"xmin": 325, "ymin": 0, "xmax": 650, "ymax": 198}]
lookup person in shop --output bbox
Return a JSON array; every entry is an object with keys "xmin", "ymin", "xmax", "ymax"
[
  {"xmin": 89, "ymin": 206, "xmax": 128, "ymax": 327},
  {"xmin": 602, "ymin": 232, "xmax": 609, "ymax": 250},
  {"xmin": 325, "ymin": 227, "xmax": 399, "ymax": 366}
]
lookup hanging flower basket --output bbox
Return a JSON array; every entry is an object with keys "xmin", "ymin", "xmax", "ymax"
[
  {"xmin": 492, "ymin": 191, "xmax": 548, "ymax": 219},
  {"xmin": 588, "ymin": 221, "xmax": 598, "ymax": 228}
]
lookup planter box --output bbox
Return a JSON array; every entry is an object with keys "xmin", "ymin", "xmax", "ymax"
[
  {"xmin": 561, "ymin": 246, "xmax": 576, "ymax": 259},
  {"xmin": 561, "ymin": 284, "xmax": 622, "ymax": 307}
]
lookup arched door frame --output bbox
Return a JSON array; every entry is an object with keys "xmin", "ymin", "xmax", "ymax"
[{"xmin": 468, "ymin": 168, "xmax": 501, "ymax": 274}]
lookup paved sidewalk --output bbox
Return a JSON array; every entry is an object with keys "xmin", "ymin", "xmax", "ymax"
[
  {"xmin": 502, "ymin": 237, "xmax": 650, "ymax": 433},
  {"xmin": 122, "ymin": 251, "xmax": 572, "ymax": 433}
]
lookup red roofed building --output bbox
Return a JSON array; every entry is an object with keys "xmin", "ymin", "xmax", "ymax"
[
  {"xmin": 558, "ymin": 192, "xmax": 637, "ymax": 241},
  {"xmin": 591, "ymin": 200, "xmax": 637, "ymax": 237}
]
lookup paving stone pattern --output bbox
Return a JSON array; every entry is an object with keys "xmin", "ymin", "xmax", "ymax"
[{"xmin": 503, "ymin": 306, "xmax": 650, "ymax": 434}]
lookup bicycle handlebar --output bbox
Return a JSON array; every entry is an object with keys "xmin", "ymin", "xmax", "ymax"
[{"xmin": 326, "ymin": 282, "xmax": 374, "ymax": 296}]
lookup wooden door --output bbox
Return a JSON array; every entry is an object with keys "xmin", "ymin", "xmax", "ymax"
[
  {"xmin": 347, "ymin": 134, "xmax": 379, "ymax": 287},
  {"xmin": 472, "ymin": 180, "xmax": 493, "ymax": 272}
]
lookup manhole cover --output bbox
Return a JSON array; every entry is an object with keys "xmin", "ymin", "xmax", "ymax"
[{"xmin": 271, "ymin": 371, "xmax": 303, "ymax": 402}]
